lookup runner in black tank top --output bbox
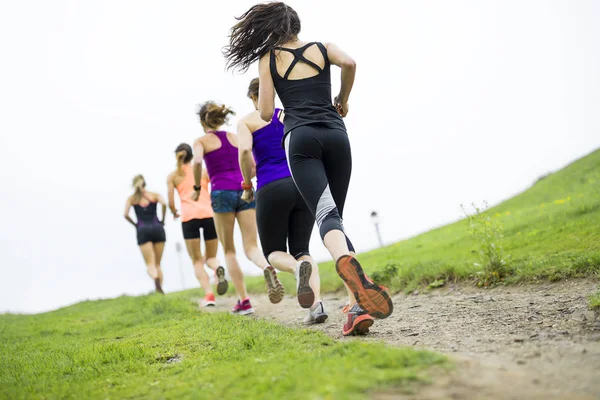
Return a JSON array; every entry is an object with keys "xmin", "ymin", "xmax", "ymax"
[
  {"xmin": 224, "ymin": 2, "xmax": 393, "ymax": 336},
  {"xmin": 124, "ymin": 175, "xmax": 167, "ymax": 294}
]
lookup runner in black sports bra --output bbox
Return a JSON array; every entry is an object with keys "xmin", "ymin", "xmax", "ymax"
[{"xmin": 224, "ymin": 2, "xmax": 393, "ymax": 336}]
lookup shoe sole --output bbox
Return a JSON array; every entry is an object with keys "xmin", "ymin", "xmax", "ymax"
[
  {"xmin": 297, "ymin": 261, "xmax": 315, "ymax": 309},
  {"xmin": 235, "ymin": 308, "xmax": 254, "ymax": 316},
  {"xmin": 264, "ymin": 267, "xmax": 284, "ymax": 304},
  {"xmin": 216, "ymin": 267, "xmax": 228, "ymax": 295},
  {"xmin": 343, "ymin": 314, "xmax": 374, "ymax": 336},
  {"xmin": 203, "ymin": 302, "xmax": 216, "ymax": 307},
  {"xmin": 336, "ymin": 257, "xmax": 393, "ymax": 319}
]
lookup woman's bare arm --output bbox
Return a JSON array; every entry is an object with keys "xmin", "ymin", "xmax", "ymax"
[
  {"xmin": 326, "ymin": 42, "xmax": 356, "ymax": 117},
  {"xmin": 237, "ymin": 118, "xmax": 256, "ymax": 185},
  {"xmin": 155, "ymin": 193, "xmax": 167, "ymax": 224},
  {"xmin": 166, "ymin": 173, "xmax": 179, "ymax": 219},
  {"xmin": 258, "ymin": 54, "xmax": 276, "ymax": 122},
  {"xmin": 123, "ymin": 197, "xmax": 137, "ymax": 227},
  {"xmin": 191, "ymin": 138, "xmax": 205, "ymax": 201}
]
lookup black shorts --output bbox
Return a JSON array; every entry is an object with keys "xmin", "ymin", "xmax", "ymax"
[
  {"xmin": 181, "ymin": 218, "xmax": 218, "ymax": 241},
  {"xmin": 255, "ymin": 176, "xmax": 314, "ymax": 259},
  {"xmin": 137, "ymin": 225, "xmax": 166, "ymax": 246}
]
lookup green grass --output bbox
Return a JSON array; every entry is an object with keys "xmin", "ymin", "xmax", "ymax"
[
  {"xmin": 0, "ymin": 292, "xmax": 445, "ymax": 400},
  {"xmin": 247, "ymin": 148, "xmax": 600, "ymax": 294}
]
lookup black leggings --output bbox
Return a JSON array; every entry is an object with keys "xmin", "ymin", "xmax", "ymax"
[
  {"xmin": 255, "ymin": 176, "xmax": 314, "ymax": 259},
  {"xmin": 284, "ymin": 124, "xmax": 355, "ymax": 252}
]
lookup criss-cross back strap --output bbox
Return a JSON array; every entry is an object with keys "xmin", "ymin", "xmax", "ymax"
[{"xmin": 272, "ymin": 42, "xmax": 325, "ymax": 80}]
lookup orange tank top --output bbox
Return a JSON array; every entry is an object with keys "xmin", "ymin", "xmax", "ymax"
[{"xmin": 176, "ymin": 164, "xmax": 213, "ymax": 222}]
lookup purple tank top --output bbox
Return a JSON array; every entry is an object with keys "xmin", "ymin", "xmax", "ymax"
[
  {"xmin": 204, "ymin": 131, "xmax": 243, "ymax": 191},
  {"xmin": 252, "ymin": 108, "xmax": 292, "ymax": 190}
]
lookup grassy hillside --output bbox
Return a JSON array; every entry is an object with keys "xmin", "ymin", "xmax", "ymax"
[
  {"xmin": 247, "ymin": 148, "xmax": 600, "ymax": 295},
  {"xmin": 0, "ymin": 292, "xmax": 445, "ymax": 400}
]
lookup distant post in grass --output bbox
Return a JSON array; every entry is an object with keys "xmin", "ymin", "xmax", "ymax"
[
  {"xmin": 371, "ymin": 211, "xmax": 383, "ymax": 248},
  {"xmin": 175, "ymin": 242, "xmax": 185, "ymax": 290}
]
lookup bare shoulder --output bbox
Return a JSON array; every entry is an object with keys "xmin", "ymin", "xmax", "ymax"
[
  {"xmin": 238, "ymin": 112, "xmax": 251, "ymax": 126},
  {"xmin": 226, "ymin": 131, "xmax": 239, "ymax": 147},
  {"xmin": 146, "ymin": 191, "xmax": 160, "ymax": 201},
  {"xmin": 194, "ymin": 136, "xmax": 206, "ymax": 146},
  {"xmin": 167, "ymin": 170, "xmax": 175, "ymax": 182},
  {"xmin": 259, "ymin": 53, "xmax": 270, "ymax": 66}
]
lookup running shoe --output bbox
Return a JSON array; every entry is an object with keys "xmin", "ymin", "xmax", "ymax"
[
  {"xmin": 201, "ymin": 293, "xmax": 216, "ymax": 307},
  {"xmin": 303, "ymin": 301, "xmax": 328, "ymax": 325},
  {"xmin": 335, "ymin": 256, "xmax": 393, "ymax": 319},
  {"xmin": 264, "ymin": 265, "xmax": 284, "ymax": 304},
  {"xmin": 295, "ymin": 261, "xmax": 315, "ymax": 309},
  {"xmin": 342, "ymin": 303, "xmax": 374, "ymax": 336},
  {"xmin": 215, "ymin": 266, "xmax": 229, "ymax": 295},
  {"xmin": 231, "ymin": 299, "xmax": 254, "ymax": 315}
]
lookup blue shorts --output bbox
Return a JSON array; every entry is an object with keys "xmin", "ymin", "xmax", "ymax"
[{"xmin": 211, "ymin": 190, "xmax": 256, "ymax": 213}]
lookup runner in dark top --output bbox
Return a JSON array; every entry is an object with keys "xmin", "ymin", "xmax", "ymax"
[
  {"xmin": 124, "ymin": 175, "xmax": 167, "ymax": 294},
  {"xmin": 238, "ymin": 78, "xmax": 327, "ymax": 325},
  {"xmin": 224, "ymin": 2, "xmax": 393, "ymax": 335}
]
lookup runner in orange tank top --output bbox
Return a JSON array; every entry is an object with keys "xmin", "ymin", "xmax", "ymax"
[{"xmin": 167, "ymin": 143, "xmax": 228, "ymax": 306}]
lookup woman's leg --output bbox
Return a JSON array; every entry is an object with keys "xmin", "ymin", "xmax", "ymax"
[
  {"xmin": 213, "ymin": 212, "xmax": 248, "ymax": 301},
  {"xmin": 152, "ymin": 241, "xmax": 165, "ymax": 285},
  {"xmin": 255, "ymin": 179, "xmax": 295, "ymax": 274},
  {"xmin": 204, "ymin": 239, "xmax": 220, "ymax": 271},
  {"xmin": 201, "ymin": 218, "xmax": 220, "ymax": 272},
  {"xmin": 185, "ymin": 238, "xmax": 213, "ymax": 296},
  {"xmin": 285, "ymin": 128, "xmax": 350, "ymax": 260},
  {"xmin": 266, "ymin": 252, "xmax": 296, "ymax": 274},
  {"xmin": 139, "ymin": 242, "xmax": 162, "ymax": 293},
  {"xmin": 286, "ymin": 126, "xmax": 392, "ymax": 324},
  {"xmin": 237, "ymin": 208, "xmax": 284, "ymax": 303},
  {"xmin": 236, "ymin": 209, "xmax": 268, "ymax": 270},
  {"xmin": 139, "ymin": 242, "xmax": 157, "ymax": 279}
]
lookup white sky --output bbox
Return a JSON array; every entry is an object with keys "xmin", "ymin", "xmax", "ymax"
[{"xmin": 0, "ymin": 0, "xmax": 598, "ymax": 313}]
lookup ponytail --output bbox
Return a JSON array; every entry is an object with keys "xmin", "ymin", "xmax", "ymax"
[
  {"xmin": 176, "ymin": 151, "xmax": 187, "ymax": 177},
  {"xmin": 197, "ymin": 101, "xmax": 236, "ymax": 129},
  {"xmin": 131, "ymin": 174, "xmax": 145, "ymax": 204},
  {"xmin": 174, "ymin": 143, "xmax": 193, "ymax": 177}
]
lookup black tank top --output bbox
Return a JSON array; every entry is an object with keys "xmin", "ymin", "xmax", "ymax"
[
  {"xmin": 270, "ymin": 42, "xmax": 346, "ymax": 136},
  {"xmin": 134, "ymin": 202, "xmax": 160, "ymax": 227}
]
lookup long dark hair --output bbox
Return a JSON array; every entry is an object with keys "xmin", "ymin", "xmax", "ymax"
[{"xmin": 223, "ymin": 2, "xmax": 301, "ymax": 72}]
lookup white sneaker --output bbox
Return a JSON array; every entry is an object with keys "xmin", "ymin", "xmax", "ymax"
[{"xmin": 303, "ymin": 301, "xmax": 328, "ymax": 325}]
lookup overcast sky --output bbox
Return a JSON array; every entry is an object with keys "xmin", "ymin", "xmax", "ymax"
[{"xmin": 0, "ymin": 0, "xmax": 598, "ymax": 313}]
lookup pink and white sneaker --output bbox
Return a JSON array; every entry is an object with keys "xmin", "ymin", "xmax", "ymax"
[
  {"xmin": 231, "ymin": 298, "xmax": 254, "ymax": 315},
  {"xmin": 201, "ymin": 293, "xmax": 216, "ymax": 307}
]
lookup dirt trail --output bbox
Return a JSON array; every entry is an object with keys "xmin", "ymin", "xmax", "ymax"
[{"xmin": 200, "ymin": 280, "xmax": 600, "ymax": 399}]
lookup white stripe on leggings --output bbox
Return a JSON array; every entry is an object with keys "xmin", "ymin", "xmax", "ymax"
[
  {"xmin": 284, "ymin": 131, "xmax": 296, "ymax": 186},
  {"xmin": 285, "ymin": 131, "xmax": 336, "ymax": 229}
]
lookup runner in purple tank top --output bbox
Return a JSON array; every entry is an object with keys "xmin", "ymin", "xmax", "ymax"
[
  {"xmin": 190, "ymin": 101, "xmax": 284, "ymax": 314},
  {"xmin": 237, "ymin": 78, "xmax": 328, "ymax": 325}
]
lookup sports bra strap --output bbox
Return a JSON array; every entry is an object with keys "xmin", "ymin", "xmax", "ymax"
[{"xmin": 270, "ymin": 42, "xmax": 328, "ymax": 80}]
